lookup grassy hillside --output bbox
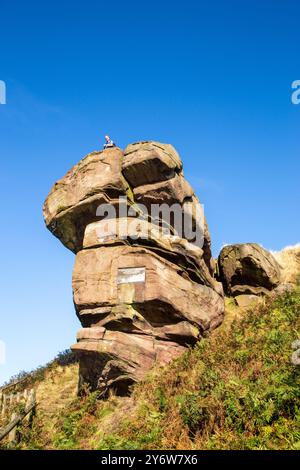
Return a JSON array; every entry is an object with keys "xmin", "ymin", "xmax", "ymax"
[
  {"xmin": 273, "ymin": 244, "xmax": 300, "ymax": 285},
  {"xmin": 3, "ymin": 287, "xmax": 299, "ymax": 450}
]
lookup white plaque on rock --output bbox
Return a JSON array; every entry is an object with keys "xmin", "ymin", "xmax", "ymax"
[{"xmin": 117, "ymin": 267, "xmax": 146, "ymax": 284}]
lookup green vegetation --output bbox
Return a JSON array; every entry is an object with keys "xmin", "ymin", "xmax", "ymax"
[
  {"xmin": 2, "ymin": 349, "xmax": 77, "ymax": 390},
  {"xmin": 94, "ymin": 290, "xmax": 300, "ymax": 450},
  {"xmin": 2, "ymin": 291, "xmax": 300, "ymax": 450}
]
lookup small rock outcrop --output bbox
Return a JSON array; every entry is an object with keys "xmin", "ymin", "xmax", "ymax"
[
  {"xmin": 43, "ymin": 141, "xmax": 224, "ymax": 395},
  {"xmin": 217, "ymin": 243, "xmax": 281, "ymax": 301}
]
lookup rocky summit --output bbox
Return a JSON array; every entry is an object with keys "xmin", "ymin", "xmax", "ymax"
[{"xmin": 43, "ymin": 141, "xmax": 224, "ymax": 395}]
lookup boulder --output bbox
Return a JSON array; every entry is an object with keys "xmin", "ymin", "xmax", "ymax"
[
  {"xmin": 122, "ymin": 141, "xmax": 182, "ymax": 187},
  {"xmin": 217, "ymin": 243, "xmax": 281, "ymax": 296},
  {"xmin": 133, "ymin": 174, "xmax": 194, "ymax": 207},
  {"xmin": 43, "ymin": 147, "xmax": 129, "ymax": 252},
  {"xmin": 234, "ymin": 294, "xmax": 261, "ymax": 308}
]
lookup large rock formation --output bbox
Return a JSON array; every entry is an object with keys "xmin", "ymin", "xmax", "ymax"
[
  {"xmin": 217, "ymin": 243, "xmax": 281, "ymax": 298},
  {"xmin": 43, "ymin": 141, "xmax": 224, "ymax": 395}
]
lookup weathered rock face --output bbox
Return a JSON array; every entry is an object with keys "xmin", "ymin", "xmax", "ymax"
[
  {"xmin": 73, "ymin": 245, "xmax": 224, "ymax": 330},
  {"xmin": 43, "ymin": 141, "xmax": 224, "ymax": 395},
  {"xmin": 122, "ymin": 141, "xmax": 182, "ymax": 187},
  {"xmin": 217, "ymin": 243, "xmax": 281, "ymax": 297},
  {"xmin": 43, "ymin": 147, "xmax": 130, "ymax": 252}
]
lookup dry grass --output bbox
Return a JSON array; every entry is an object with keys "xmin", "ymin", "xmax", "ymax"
[
  {"xmin": 28, "ymin": 363, "xmax": 79, "ymax": 449},
  {"xmin": 36, "ymin": 363, "xmax": 78, "ymax": 416},
  {"xmin": 273, "ymin": 244, "xmax": 300, "ymax": 284}
]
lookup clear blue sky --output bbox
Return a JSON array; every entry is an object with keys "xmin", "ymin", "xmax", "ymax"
[{"xmin": 0, "ymin": 0, "xmax": 299, "ymax": 384}]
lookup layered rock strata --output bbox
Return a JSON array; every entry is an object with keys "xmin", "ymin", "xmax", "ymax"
[{"xmin": 43, "ymin": 141, "xmax": 224, "ymax": 395}]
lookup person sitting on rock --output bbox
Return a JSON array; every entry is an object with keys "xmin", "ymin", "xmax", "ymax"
[{"xmin": 103, "ymin": 135, "xmax": 116, "ymax": 149}]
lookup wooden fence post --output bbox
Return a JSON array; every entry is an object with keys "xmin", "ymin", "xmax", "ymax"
[
  {"xmin": 0, "ymin": 401, "xmax": 36, "ymax": 443},
  {"xmin": 1, "ymin": 394, "xmax": 7, "ymax": 417},
  {"xmin": 8, "ymin": 413, "xmax": 17, "ymax": 444}
]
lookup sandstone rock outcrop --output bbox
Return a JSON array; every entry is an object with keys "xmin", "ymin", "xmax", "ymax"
[
  {"xmin": 43, "ymin": 141, "xmax": 224, "ymax": 395},
  {"xmin": 122, "ymin": 141, "xmax": 182, "ymax": 187},
  {"xmin": 43, "ymin": 147, "xmax": 129, "ymax": 252},
  {"xmin": 217, "ymin": 243, "xmax": 281, "ymax": 298}
]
